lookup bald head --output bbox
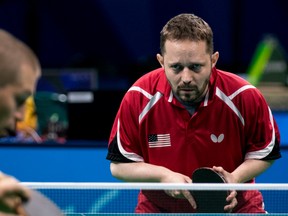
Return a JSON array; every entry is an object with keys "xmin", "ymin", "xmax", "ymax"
[
  {"xmin": 0, "ymin": 29, "xmax": 41, "ymax": 130},
  {"xmin": 0, "ymin": 29, "xmax": 41, "ymax": 87}
]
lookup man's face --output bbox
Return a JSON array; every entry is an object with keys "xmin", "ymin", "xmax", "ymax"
[
  {"xmin": 157, "ymin": 39, "xmax": 218, "ymax": 104},
  {"xmin": 0, "ymin": 63, "xmax": 40, "ymax": 130}
]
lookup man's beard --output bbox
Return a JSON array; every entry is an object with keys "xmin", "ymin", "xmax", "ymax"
[{"xmin": 177, "ymin": 79, "xmax": 209, "ymax": 105}]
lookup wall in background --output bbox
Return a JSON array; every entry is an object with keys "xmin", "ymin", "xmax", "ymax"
[{"xmin": 0, "ymin": 0, "xmax": 287, "ymax": 85}]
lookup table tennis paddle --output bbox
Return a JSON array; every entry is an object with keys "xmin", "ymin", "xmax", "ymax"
[
  {"xmin": 23, "ymin": 189, "xmax": 64, "ymax": 216},
  {"xmin": 191, "ymin": 167, "xmax": 228, "ymax": 213},
  {"xmin": 0, "ymin": 189, "xmax": 63, "ymax": 216}
]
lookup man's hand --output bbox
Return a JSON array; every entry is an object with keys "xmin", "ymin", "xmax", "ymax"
[
  {"xmin": 162, "ymin": 171, "xmax": 197, "ymax": 209},
  {"xmin": 212, "ymin": 166, "xmax": 238, "ymax": 213},
  {"xmin": 0, "ymin": 172, "xmax": 30, "ymax": 216}
]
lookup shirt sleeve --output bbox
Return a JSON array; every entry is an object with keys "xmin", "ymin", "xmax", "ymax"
[
  {"xmin": 106, "ymin": 90, "xmax": 145, "ymax": 163},
  {"xmin": 243, "ymin": 88, "xmax": 281, "ymax": 160}
]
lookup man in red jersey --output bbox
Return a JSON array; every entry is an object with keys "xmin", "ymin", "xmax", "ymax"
[{"xmin": 106, "ymin": 13, "xmax": 281, "ymax": 213}]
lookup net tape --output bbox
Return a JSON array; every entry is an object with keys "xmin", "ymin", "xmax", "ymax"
[{"xmin": 22, "ymin": 182, "xmax": 288, "ymax": 191}]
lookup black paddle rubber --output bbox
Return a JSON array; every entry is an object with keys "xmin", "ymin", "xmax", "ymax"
[{"xmin": 191, "ymin": 167, "xmax": 228, "ymax": 213}]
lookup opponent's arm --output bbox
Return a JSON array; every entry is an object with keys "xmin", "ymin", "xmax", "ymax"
[
  {"xmin": 111, "ymin": 161, "xmax": 184, "ymax": 182},
  {"xmin": 213, "ymin": 159, "xmax": 273, "ymax": 184},
  {"xmin": 110, "ymin": 161, "xmax": 196, "ymax": 208},
  {"xmin": 231, "ymin": 159, "xmax": 274, "ymax": 183},
  {"xmin": 213, "ymin": 160, "xmax": 273, "ymax": 212}
]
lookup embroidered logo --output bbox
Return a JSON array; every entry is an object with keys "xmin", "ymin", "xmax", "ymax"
[
  {"xmin": 210, "ymin": 133, "xmax": 224, "ymax": 143},
  {"xmin": 148, "ymin": 134, "xmax": 171, "ymax": 148}
]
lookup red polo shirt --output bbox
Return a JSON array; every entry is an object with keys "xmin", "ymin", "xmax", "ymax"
[{"xmin": 106, "ymin": 67, "xmax": 281, "ymax": 213}]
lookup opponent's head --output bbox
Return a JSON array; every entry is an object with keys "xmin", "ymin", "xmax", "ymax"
[
  {"xmin": 0, "ymin": 29, "xmax": 41, "ymax": 130},
  {"xmin": 157, "ymin": 13, "xmax": 219, "ymax": 105}
]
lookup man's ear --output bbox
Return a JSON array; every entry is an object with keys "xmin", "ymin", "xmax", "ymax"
[
  {"xmin": 211, "ymin": 51, "xmax": 219, "ymax": 68},
  {"xmin": 156, "ymin": 53, "xmax": 164, "ymax": 68}
]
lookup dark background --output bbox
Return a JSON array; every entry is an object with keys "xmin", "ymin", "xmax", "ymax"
[
  {"xmin": 0, "ymin": 0, "xmax": 287, "ymax": 86},
  {"xmin": 0, "ymin": 1, "xmax": 287, "ymax": 191}
]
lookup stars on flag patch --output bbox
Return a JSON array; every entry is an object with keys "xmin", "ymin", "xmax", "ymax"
[{"xmin": 148, "ymin": 134, "xmax": 171, "ymax": 148}]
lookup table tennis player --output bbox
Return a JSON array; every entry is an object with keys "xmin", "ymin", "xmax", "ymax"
[
  {"xmin": 0, "ymin": 29, "xmax": 41, "ymax": 215},
  {"xmin": 106, "ymin": 13, "xmax": 281, "ymax": 213}
]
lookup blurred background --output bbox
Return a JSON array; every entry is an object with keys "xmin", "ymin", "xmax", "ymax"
[
  {"xmin": 1, "ymin": 0, "xmax": 288, "ymax": 82},
  {"xmin": 0, "ymin": 0, "xmax": 287, "ymax": 142},
  {"xmin": 0, "ymin": 0, "xmax": 287, "ymax": 183}
]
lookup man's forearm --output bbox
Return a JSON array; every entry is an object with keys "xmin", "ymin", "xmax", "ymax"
[
  {"xmin": 231, "ymin": 159, "xmax": 274, "ymax": 183},
  {"xmin": 110, "ymin": 162, "xmax": 173, "ymax": 182}
]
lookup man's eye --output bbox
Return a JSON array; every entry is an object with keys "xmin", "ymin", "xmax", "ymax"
[
  {"xmin": 16, "ymin": 97, "xmax": 27, "ymax": 107},
  {"xmin": 17, "ymin": 100, "xmax": 26, "ymax": 107},
  {"xmin": 171, "ymin": 64, "xmax": 183, "ymax": 72},
  {"xmin": 189, "ymin": 64, "xmax": 202, "ymax": 72}
]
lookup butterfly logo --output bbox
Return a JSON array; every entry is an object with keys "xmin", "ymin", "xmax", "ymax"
[{"xmin": 210, "ymin": 133, "xmax": 224, "ymax": 143}]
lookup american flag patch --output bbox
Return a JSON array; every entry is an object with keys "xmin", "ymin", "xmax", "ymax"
[{"xmin": 148, "ymin": 134, "xmax": 171, "ymax": 148}]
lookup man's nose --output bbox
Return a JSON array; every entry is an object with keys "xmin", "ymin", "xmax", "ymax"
[{"xmin": 182, "ymin": 68, "xmax": 193, "ymax": 84}]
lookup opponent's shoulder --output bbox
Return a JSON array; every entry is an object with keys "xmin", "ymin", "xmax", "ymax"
[
  {"xmin": 216, "ymin": 69, "xmax": 250, "ymax": 86},
  {"xmin": 214, "ymin": 68, "xmax": 268, "ymax": 109},
  {"xmin": 130, "ymin": 67, "xmax": 165, "ymax": 94},
  {"xmin": 214, "ymin": 68, "xmax": 259, "ymax": 95},
  {"xmin": 118, "ymin": 68, "xmax": 166, "ymax": 115},
  {"xmin": 134, "ymin": 67, "xmax": 164, "ymax": 84}
]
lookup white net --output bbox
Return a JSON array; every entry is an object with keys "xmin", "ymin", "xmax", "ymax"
[{"xmin": 22, "ymin": 182, "xmax": 288, "ymax": 216}]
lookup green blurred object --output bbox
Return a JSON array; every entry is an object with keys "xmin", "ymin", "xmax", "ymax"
[
  {"xmin": 247, "ymin": 34, "xmax": 288, "ymax": 86},
  {"xmin": 34, "ymin": 91, "xmax": 68, "ymax": 141}
]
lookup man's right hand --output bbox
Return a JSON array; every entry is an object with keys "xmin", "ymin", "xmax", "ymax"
[
  {"xmin": 163, "ymin": 171, "xmax": 197, "ymax": 209},
  {"xmin": 0, "ymin": 172, "xmax": 30, "ymax": 216}
]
